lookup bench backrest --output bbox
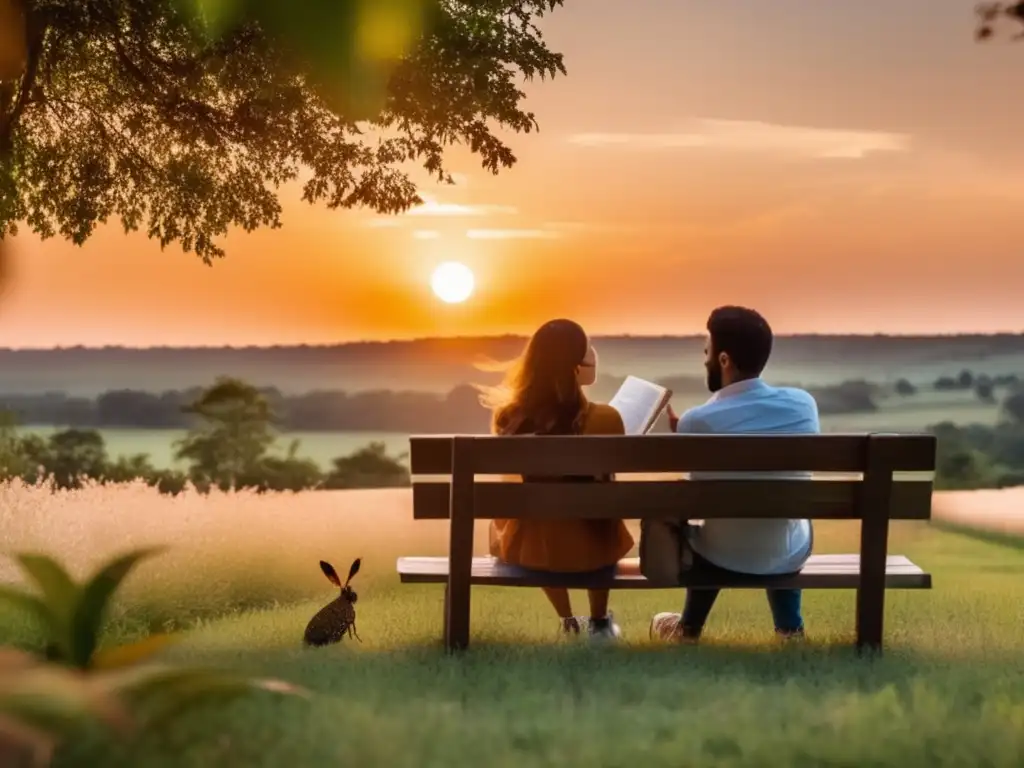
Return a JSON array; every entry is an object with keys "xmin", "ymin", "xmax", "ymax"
[{"xmin": 409, "ymin": 433, "xmax": 936, "ymax": 522}]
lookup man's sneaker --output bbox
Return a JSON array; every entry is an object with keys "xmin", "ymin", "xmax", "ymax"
[
  {"xmin": 587, "ymin": 614, "xmax": 622, "ymax": 643},
  {"xmin": 775, "ymin": 627, "xmax": 806, "ymax": 642},
  {"xmin": 649, "ymin": 612, "xmax": 700, "ymax": 644}
]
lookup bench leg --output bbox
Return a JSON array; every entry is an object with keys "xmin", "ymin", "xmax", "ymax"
[
  {"xmin": 445, "ymin": 439, "xmax": 475, "ymax": 653},
  {"xmin": 442, "ymin": 583, "xmax": 450, "ymax": 649},
  {"xmin": 445, "ymin": 575, "xmax": 471, "ymax": 652},
  {"xmin": 444, "ymin": 498, "xmax": 474, "ymax": 652},
  {"xmin": 855, "ymin": 515, "xmax": 889, "ymax": 654},
  {"xmin": 855, "ymin": 583, "xmax": 885, "ymax": 653},
  {"xmin": 855, "ymin": 437, "xmax": 893, "ymax": 655}
]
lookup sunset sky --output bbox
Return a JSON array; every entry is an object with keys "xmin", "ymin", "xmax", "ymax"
[{"xmin": 3, "ymin": 0, "xmax": 1024, "ymax": 347}]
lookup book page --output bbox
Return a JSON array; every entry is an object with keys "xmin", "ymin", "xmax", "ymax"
[{"xmin": 608, "ymin": 375, "xmax": 673, "ymax": 435}]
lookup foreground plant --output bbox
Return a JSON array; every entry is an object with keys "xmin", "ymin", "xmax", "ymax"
[
  {"xmin": 0, "ymin": 547, "xmax": 308, "ymax": 765},
  {"xmin": 0, "ymin": 647, "xmax": 131, "ymax": 767},
  {"xmin": 0, "ymin": 546, "xmax": 175, "ymax": 670}
]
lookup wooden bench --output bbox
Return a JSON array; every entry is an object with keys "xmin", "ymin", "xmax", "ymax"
[{"xmin": 399, "ymin": 433, "xmax": 937, "ymax": 653}]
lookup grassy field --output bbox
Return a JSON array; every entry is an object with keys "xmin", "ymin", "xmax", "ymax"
[{"xmin": 2, "ymin": 484, "xmax": 1024, "ymax": 766}]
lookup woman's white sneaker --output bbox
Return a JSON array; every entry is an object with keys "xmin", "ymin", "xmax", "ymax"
[{"xmin": 587, "ymin": 614, "xmax": 622, "ymax": 643}]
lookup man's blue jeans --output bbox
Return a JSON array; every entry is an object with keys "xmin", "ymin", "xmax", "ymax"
[{"xmin": 680, "ymin": 552, "xmax": 804, "ymax": 634}]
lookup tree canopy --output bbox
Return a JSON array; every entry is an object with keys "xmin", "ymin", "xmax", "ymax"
[
  {"xmin": 0, "ymin": 0, "xmax": 566, "ymax": 261},
  {"xmin": 175, "ymin": 376, "xmax": 276, "ymax": 486}
]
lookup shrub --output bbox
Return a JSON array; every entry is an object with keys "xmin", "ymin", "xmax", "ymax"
[
  {"xmin": 975, "ymin": 379, "xmax": 996, "ymax": 403},
  {"xmin": 894, "ymin": 378, "xmax": 917, "ymax": 396},
  {"xmin": 808, "ymin": 380, "xmax": 878, "ymax": 415},
  {"xmin": 324, "ymin": 442, "xmax": 410, "ymax": 489},
  {"xmin": 1004, "ymin": 391, "xmax": 1024, "ymax": 425}
]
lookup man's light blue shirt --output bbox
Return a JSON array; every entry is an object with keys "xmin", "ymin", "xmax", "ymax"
[{"xmin": 676, "ymin": 378, "xmax": 820, "ymax": 575}]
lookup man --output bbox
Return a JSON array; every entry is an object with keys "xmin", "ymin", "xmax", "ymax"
[{"xmin": 649, "ymin": 305, "xmax": 820, "ymax": 643}]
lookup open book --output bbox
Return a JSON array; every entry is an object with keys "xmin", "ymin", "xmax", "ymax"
[{"xmin": 608, "ymin": 375, "xmax": 673, "ymax": 435}]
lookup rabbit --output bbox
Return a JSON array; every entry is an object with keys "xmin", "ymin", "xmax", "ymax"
[{"xmin": 303, "ymin": 558, "xmax": 362, "ymax": 647}]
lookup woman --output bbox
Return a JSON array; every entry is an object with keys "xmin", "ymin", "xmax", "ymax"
[{"xmin": 478, "ymin": 319, "xmax": 633, "ymax": 640}]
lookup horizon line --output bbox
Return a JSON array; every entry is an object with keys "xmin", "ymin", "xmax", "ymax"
[{"xmin": 2, "ymin": 330, "xmax": 1024, "ymax": 353}]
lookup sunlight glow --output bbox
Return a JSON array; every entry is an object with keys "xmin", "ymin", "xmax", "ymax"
[{"xmin": 430, "ymin": 262, "xmax": 475, "ymax": 304}]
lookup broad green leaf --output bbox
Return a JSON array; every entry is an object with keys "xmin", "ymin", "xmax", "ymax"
[
  {"xmin": 69, "ymin": 547, "xmax": 167, "ymax": 669},
  {"xmin": 0, "ymin": 587, "xmax": 62, "ymax": 651},
  {"xmin": 112, "ymin": 665, "xmax": 308, "ymax": 728},
  {"xmin": 0, "ymin": 662, "xmax": 135, "ymax": 768},
  {"xmin": 192, "ymin": 0, "xmax": 436, "ymax": 120},
  {"xmin": 191, "ymin": 0, "xmax": 244, "ymax": 35},
  {"xmin": 0, "ymin": 665, "xmax": 133, "ymax": 736},
  {"xmin": 14, "ymin": 554, "xmax": 80, "ymax": 656},
  {"xmin": 92, "ymin": 634, "xmax": 179, "ymax": 671},
  {"xmin": 12, "ymin": 555, "xmax": 78, "ymax": 609}
]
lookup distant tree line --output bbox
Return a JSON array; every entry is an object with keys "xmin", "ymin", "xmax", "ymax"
[
  {"xmin": 915, "ymin": 370, "xmax": 1018, "ymax": 403},
  {"xmin": 2, "ymin": 370, "xmax": 1019, "ymax": 431},
  {"xmin": 929, "ymin": 391, "xmax": 1024, "ymax": 490},
  {"xmin": 0, "ymin": 378, "xmax": 410, "ymax": 495},
  {"xmin": 2, "ymin": 374, "xmax": 1023, "ymax": 494},
  {"xmin": 0, "ymin": 383, "xmax": 492, "ymax": 433}
]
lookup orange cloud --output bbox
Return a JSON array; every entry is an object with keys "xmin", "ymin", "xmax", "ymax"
[
  {"xmin": 568, "ymin": 119, "xmax": 910, "ymax": 159},
  {"xmin": 363, "ymin": 194, "xmax": 518, "ymax": 227},
  {"xmin": 465, "ymin": 228, "xmax": 560, "ymax": 240}
]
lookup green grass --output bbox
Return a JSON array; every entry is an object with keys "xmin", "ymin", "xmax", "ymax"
[{"xmin": 4, "ymin": 522, "xmax": 1024, "ymax": 767}]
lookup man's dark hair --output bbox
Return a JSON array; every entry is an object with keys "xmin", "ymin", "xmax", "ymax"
[{"xmin": 706, "ymin": 306, "xmax": 773, "ymax": 376}]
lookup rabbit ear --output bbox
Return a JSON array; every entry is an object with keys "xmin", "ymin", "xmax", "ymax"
[
  {"xmin": 320, "ymin": 560, "xmax": 341, "ymax": 587},
  {"xmin": 345, "ymin": 558, "xmax": 361, "ymax": 586}
]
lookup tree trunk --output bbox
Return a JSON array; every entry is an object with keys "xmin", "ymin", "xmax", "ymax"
[{"xmin": 0, "ymin": 1, "xmax": 46, "ymax": 162}]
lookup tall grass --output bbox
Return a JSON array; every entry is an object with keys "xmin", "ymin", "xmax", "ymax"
[
  {"xmin": 932, "ymin": 487, "xmax": 1024, "ymax": 537},
  {"xmin": 3, "ymin": 480, "xmax": 1019, "ymax": 634},
  {"xmin": 0, "ymin": 480, "xmax": 469, "ymax": 634}
]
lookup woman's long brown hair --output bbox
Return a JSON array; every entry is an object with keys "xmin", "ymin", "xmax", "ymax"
[{"xmin": 477, "ymin": 319, "xmax": 590, "ymax": 436}]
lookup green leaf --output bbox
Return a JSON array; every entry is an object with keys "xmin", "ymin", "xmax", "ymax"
[
  {"xmin": 112, "ymin": 665, "xmax": 308, "ymax": 729},
  {"xmin": 0, "ymin": 586, "xmax": 61, "ymax": 647},
  {"xmin": 69, "ymin": 547, "xmax": 167, "ymax": 670},
  {"xmin": 11, "ymin": 555, "xmax": 77, "ymax": 609},
  {"xmin": 13, "ymin": 554, "xmax": 80, "ymax": 657},
  {"xmin": 0, "ymin": 663, "xmax": 133, "ymax": 738}
]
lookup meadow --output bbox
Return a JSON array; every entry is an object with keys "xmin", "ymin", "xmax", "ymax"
[{"xmin": 2, "ymin": 482, "xmax": 1024, "ymax": 766}]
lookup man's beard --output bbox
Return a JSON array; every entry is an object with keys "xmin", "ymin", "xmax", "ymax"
[{"xmin": 706, "ymin": 360, "xmax": 723, "ymax": 393}]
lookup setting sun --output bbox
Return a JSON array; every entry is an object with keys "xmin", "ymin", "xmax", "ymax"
[{"xmin": 430, "ymin": 261, "xmax": 475, "ymax": 304}]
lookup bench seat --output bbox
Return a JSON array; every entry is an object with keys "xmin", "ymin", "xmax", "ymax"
[{"xmin": 398, "ymin": 554, "xmax": 932, "ymax": 590}]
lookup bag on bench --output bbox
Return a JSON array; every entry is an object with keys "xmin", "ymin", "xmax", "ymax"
[{"xmin": 639, "ymin": 518, "xmax": 695, "ymax": 585}]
